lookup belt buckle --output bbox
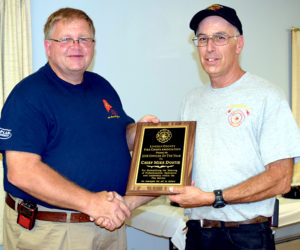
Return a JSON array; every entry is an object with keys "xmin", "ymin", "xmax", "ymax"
[
  {"xmin": 200, "ymin": 219, "xmax": 204, "ymax": 227},
  {"xmin": 201, "ymin": 219, "xmax": 215, "ymax": 228}
]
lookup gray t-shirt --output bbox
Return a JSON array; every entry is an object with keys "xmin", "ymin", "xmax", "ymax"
[{"xmin": 181, "ymin": 72, "xmax": 300, "ymax": 221}]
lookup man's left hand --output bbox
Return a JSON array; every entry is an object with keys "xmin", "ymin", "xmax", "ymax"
[{"xmin": 168, "ymin": 182, "xmax": 214, "ymax": 208}]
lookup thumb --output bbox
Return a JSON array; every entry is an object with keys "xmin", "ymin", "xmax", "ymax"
[
  {"xmin": 113, "ymin": 192, "xmax": 124, "ymax": 202},
  {"xmin": 169, "ymin": 186, "xmax": 183, "ymax": 194},
  {"xmin": 106, "ymin": 191, "xmax": 115, "ymax": 201}
]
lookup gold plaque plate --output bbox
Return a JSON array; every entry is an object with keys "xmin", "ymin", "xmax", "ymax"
[{"xmin": 126, "ymin": 121, "xmax": 196, "ymax": 195}]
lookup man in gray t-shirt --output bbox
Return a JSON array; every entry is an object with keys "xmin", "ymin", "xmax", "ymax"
[{"xmin": 168, "ymin": 4, "xmax": 300, "ymax": 250}]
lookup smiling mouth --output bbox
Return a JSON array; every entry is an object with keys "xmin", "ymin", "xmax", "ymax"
[{"xmin": 207, "ymin": 58, "xmax": 217, "ymax": 62}]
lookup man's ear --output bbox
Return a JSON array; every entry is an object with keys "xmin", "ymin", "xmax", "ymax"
[
  {"xmin": 44, "ymin": 40, "xmax": 51, "ymax": 57},
  {"xmin": 236, "ymin": 35, "xmax": 244, "ymax": 55}
]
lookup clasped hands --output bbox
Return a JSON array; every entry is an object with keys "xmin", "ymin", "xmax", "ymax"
[{"xmin": 89, "ymin": 191, "xmax": 131, "ymax": 231}]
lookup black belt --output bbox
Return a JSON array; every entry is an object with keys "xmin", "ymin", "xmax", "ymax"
[
  {"xmin": 6, "ymin": 194, "xmax": 90, "ymax": 223},
  {"xmin": 188, "ymin": 216, "xmax": 269, "ymax": 228}
]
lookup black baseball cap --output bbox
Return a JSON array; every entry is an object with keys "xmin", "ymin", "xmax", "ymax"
[{"xmin": 189, "ymin": 4, "xmax": 243, "ymax": 35}]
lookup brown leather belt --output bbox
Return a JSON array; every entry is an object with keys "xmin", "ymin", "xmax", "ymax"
[
  {"xmin": 190, "ymin": 216, "xmax": 269, "ymax": 228},
  {"xmin": 6, "ymin": 194, "xmax": 90, "ymax": 223}
]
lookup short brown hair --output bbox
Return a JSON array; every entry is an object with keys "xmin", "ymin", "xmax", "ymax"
[{"xmin": 44, "ymin": 8, "xmax": 95, "ymax": 40}]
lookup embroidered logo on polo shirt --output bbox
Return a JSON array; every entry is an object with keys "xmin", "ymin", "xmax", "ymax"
[
  {"xmin": 102, "ymin": 99, "xmax": 120, "ymax": 119},
  {"xmin": 0, "ymin": 128, "xmax": 12, "ymax": 139},
  {"xmin": 227, "ymin": 104, "xmax": 251, "ymax": 127}
]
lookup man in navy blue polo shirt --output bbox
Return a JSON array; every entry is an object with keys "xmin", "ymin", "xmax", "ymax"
[{"xmin": 0, "ymin": 7, "xmax": 157, "ymax": 250}]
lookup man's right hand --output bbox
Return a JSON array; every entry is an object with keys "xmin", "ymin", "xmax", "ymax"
[{"xmin": 88, "ymin": 191, "xmax": 131, "ymax": 231}]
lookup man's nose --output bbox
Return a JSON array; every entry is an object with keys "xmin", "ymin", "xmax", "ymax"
[{"xmin": 206, "ymin": 38, "xmax": 215, "ymax": 51}]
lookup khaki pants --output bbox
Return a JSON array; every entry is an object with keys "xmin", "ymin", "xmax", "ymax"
[{"xmin": 3, "ymin": 201, "xmax": 126, "ymax": 250}]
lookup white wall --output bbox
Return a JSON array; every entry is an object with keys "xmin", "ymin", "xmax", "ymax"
[{"xmin": 31, "ymin": 0, "xmax": 300, "ymax": 122}]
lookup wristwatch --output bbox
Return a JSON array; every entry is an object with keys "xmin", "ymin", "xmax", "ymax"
[{"xmin": 212, "ymin": 190, "xmax": 227, "ymax": 208}]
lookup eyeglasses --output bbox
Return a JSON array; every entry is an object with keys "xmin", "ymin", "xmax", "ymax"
[
  {"xmin": 192, "ymin": 34, "xmax": 238, "ymax": 47},
  {"xmin": 47, "ymin": 37, "xmax": 95, "ymax": 47}
]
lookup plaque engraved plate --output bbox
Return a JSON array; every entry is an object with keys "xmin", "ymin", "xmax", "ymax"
[{"xmin": 126, "ymin": 121, "xmax": 196, "ymax": 195}]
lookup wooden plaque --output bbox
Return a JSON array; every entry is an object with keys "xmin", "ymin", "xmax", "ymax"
[{"xmin": 126, "ymin": 121, "xmax": 196, "ymax": 195}]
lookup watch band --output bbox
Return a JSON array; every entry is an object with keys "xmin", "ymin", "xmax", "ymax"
[{"xmin": 213, "ymin": 189, "xmax": 226, "ymax": 208}]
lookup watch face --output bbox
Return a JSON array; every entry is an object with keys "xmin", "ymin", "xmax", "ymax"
[
  {"xmin": 213, "ymin": 190, "xmax": 226, "ymax": 208},
  {"xmin": 213, "ymin": 201, "xmax": 225, "ymax": 208}
]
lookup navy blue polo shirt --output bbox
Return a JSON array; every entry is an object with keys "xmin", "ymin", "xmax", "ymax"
[{"xmin": 0, "ymin": 63, "xmax": 134, "ymax": 208}]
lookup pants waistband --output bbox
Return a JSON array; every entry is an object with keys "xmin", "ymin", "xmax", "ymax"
[
  {"xmin": 188, "ymin": 216, "xmax": 270, "ymax": 228},
  {"xmin": 6, "ymin": 194, "xmax": 90, "ymax": 223}
]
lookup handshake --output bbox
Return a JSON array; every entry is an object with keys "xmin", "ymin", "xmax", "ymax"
[{"xmin": 88, "ymin": 191, "xmax": 153, "ymax": 231}]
